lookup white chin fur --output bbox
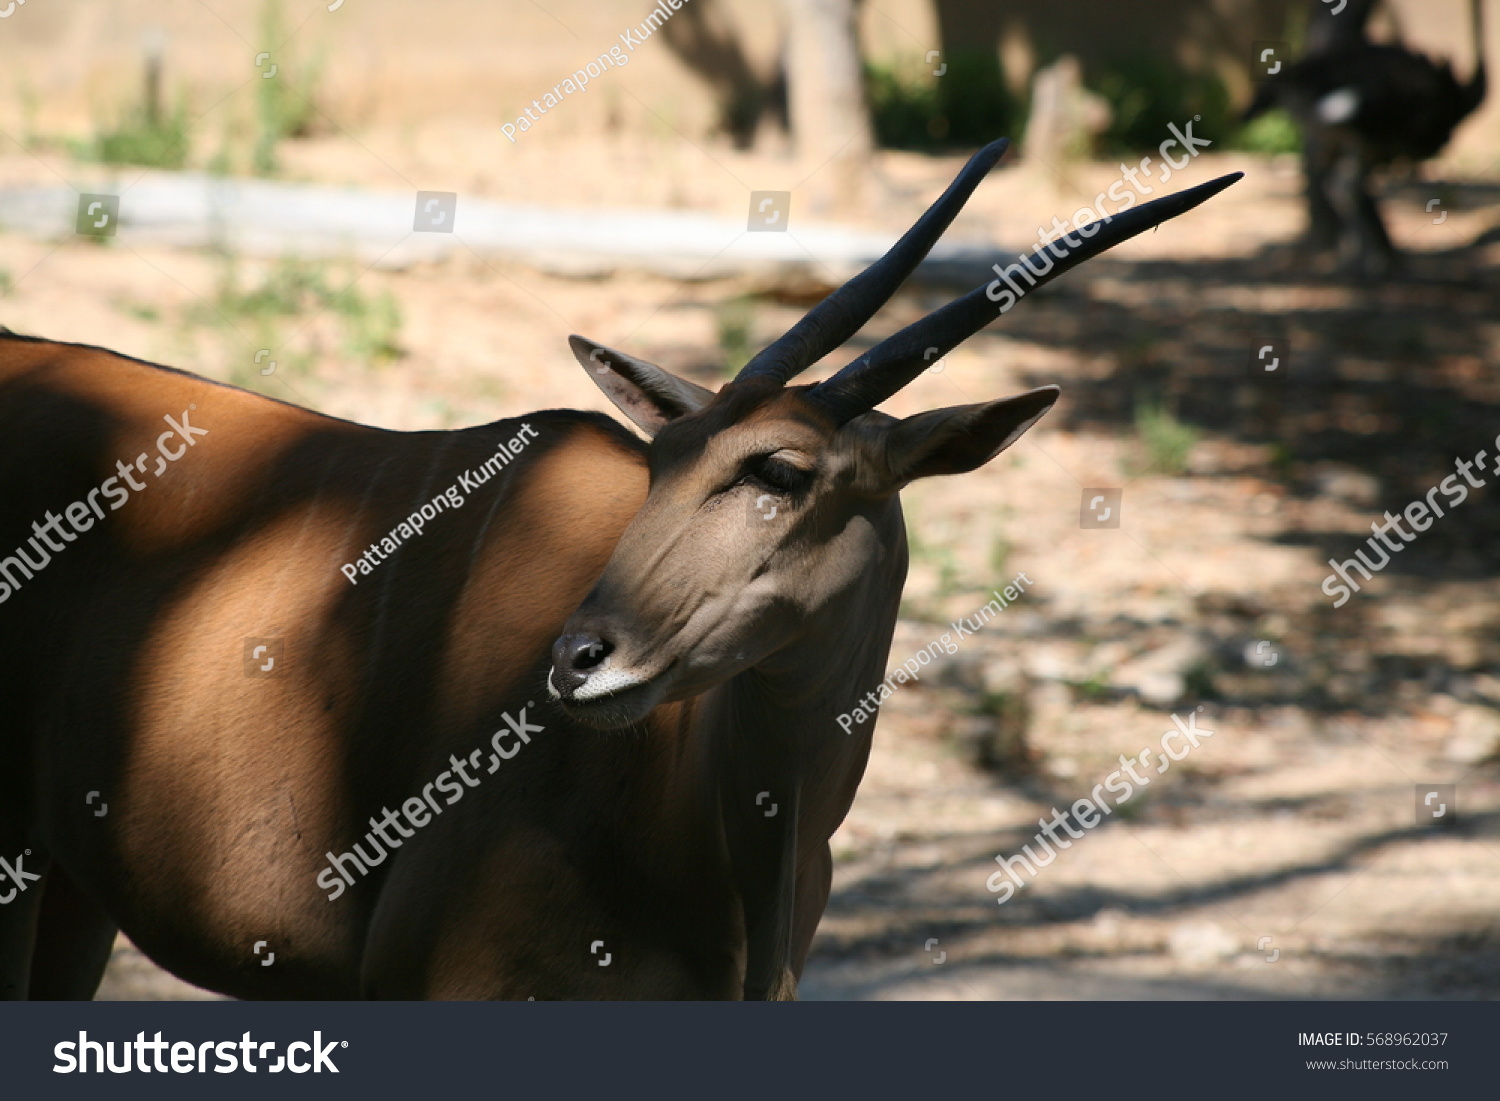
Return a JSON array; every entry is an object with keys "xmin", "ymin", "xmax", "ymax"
[{"xmin": 572, "ymin": 668, "xmax": 650, "ymax": 701}]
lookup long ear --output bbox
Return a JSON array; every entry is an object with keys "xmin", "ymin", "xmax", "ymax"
[
  {"xmin": 882, "ymin": 385, "xmax": 1060, "ymax": 486},
  {"xmin": 569, "ymin": 335, "xmax": 715, "ymax": 437}
]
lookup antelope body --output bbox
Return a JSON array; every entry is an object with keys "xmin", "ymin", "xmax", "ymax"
[{"xmin": 0, "ymin": 141, "xmax": 1236, "ymax": 999}]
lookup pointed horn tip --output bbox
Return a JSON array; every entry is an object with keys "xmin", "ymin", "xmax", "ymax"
[
  {"xmin": 1189, "ymin": 171, "xmax": 1246, "ymax": 199},
  {"xmin": 975, "ymin": 136, "xmax": 1013, "ymax": 168},
  {"xmin": 1141, "ymin": 170, "xmax": 1245, "ymax": 223},
  {"xmin": 1025, "ymin": 383, "xmax": 1063, "ymax": 409}
]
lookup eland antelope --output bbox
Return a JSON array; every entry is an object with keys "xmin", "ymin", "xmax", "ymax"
[{"xmin": 0, "ymin": 140, "xmax": 1238, "ymax": 1000}]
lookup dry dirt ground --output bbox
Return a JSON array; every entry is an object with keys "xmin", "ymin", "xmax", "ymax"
[{"xmin": 4, "ymin": 132, "xmax": 1499, "ymax": 1001}]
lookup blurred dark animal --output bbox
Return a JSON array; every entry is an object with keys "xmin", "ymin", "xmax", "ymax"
[{"xmin": 1245, "ymin": 0, "xmax": 1487, "ymax": 275}]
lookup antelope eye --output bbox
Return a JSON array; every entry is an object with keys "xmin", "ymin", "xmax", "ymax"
[{"xmin": 742, "ymin": 453, "xmax": 813, "ymax": 495}]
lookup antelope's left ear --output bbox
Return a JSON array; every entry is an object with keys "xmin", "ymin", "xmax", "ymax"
[
  {"xmin": 881, "ymin": 385, "xmax": 1060, "ymax": 486},
  {"xmin": 570, "ymin": 336, "xmax": 715, "ymax": 437}
]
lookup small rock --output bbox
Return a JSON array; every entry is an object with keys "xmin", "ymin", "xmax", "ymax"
[
  {"xmin": 1026, "ymin": 679, "xmax": 1072, "ymax": 726},
  {"xmin": 981, "ymin": 658, "xmax": 1024, "ymax": 696},
  {"xmin": 1023, "ymin": 643, "xmax": 1078, "ymax": 682},
  {"xmin": 1310, "ymin": 463, "xmax": 1380, "ymax": 507},
  {"xmin": 1444, "ymin": 704, "xmax": 1500, "ymax": 765},
  {"xmin": 1168, "ymin": 921, "xmax": 1239, "ymax": 966},
  {"xmin": 1111, "ymin": 635, "xmax": 1212, "ymax": 706},
  {"xmin": 1048, "ymin": 756, "xmax": 1080, "ymax": 779},
  {"xmin": 1090, "ymin": 907, "xmax": 1131, "ymax": 950}
]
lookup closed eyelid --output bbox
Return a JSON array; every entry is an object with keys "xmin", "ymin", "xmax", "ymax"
[
  {"xmin": 763, "ymin": 448, "xmax": 815, "ymax": 471},
  {"xmin": 730, "ymin": 451, "xmax": 815, "ymax": 496}
]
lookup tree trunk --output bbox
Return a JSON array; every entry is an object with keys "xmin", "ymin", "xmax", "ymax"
[{"xmin": 782, "ymin": 0, "xmax": 872, "ymax": 209}]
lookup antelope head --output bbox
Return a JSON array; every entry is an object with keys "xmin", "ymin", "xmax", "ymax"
[{"xmin": 549, "ymin": 139, "xmax": 1240, "ymax": 728}]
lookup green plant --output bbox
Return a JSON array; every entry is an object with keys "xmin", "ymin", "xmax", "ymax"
[
  {"xmin": 907, "ymin": 521, "xmax": 962, "ymax": 599},
  {"xmin": 714, "ymin": 294, "xmax": 756, "ymax": 375},
  {"xmin": 1232, "ymin": 108, "xmax": 1301, "ymax": 155},
  {"xmin": 1113, "ymin": 792, "xmax": 1147, "ymax": 821},
  {"xmin": 1183, "ymin": 661, "xmax": 1220, "ymax": 701},
  {"xmin": 1130, "ymin": 396, "xmax": 1198, "ymax": 476},
  {"xmin": 190, "ymin": 256, "xmax": 402, "ymax": 386},
  {"xmin": 1086, "ymin": 57, "xmax": 1233, "ymax": 156},
  {"xmin": 900, "ymin": 510, "xmax": 964, "ymax": 618},
  {"xmin": 86, "ymin": 99, "xmax": 192, "ymax": 169},
  {"xmin": 252, "ymin": 0, "xmax": 325, "ymax": 175},
  {"xmin": 866, "ymin": 61, "xmax": 945, "ymax": 148},
  {"xmin": 1074, "ymin": 669, "xmax": 1112, "ymax": 701},
  {"xmin": 1268, "ymin": 441, "xmax": 1295, "ymax": 480},
  {"xmin": 989, "ymin": 533, "xmax": 1012, "ymax": 578},
  {"xmin": 936, "ymin": 550, "xmax": 961, "ymax": 597},
  {"xmin": 328, "ymin": 280, "xmax": 402, "ymax": 363},
  {"xmin": 866, "ymin": 49, "xmax": 1020, "ymax": 151},
  {"xmin": 206, "ymin": 111, "xmax": 255, "ymax": 177},
  {"xmin": 210, "ymin": 257, "xmax": 312, "ymax": 319},
  {"xmin": 18, "ymin": 83, "xmax": 44, "ymax": 153}
]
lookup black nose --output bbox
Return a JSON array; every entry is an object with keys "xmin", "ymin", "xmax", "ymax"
[{"xmin": 550, "ymin": 633, "xmax": 613, "ymax": 694}]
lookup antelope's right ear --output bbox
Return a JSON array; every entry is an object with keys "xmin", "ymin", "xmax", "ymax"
[{"xmin": 569, "ymin": 335, "xmax": 714, "ymax": 437}]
